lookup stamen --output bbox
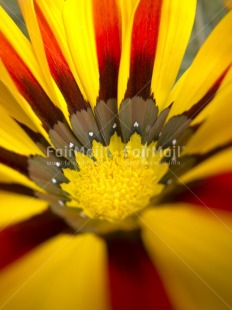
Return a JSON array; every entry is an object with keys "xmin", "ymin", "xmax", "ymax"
[{"xmin": 61, "ymin": 140, "xmax": 168, "ymax": 222}]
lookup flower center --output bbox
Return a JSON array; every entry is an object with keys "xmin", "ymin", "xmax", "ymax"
[{"xmin": 61, "ymin": 135, "xmax": 168, "ymax": 222}]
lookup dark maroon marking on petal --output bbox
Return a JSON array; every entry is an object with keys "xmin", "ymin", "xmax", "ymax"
[
  {"xmin": 93, "ymin": 0, "xmax": 121, "ymax": 101},
  {"xmin": 161, "ymin": 173, "xmax": 232, "ymax": 212},
  {"xmin": 184, "ymin": 66, "xmax": 230, "ymax": 119},
  {"xmin": 35, "ymin": 3, "xmax": 88, "ymax": 114},
  {"xmin": 0, "ymin": 183, "xmax": 34, "ymax": 196},
  {"xmin": 98, "ymin": 57, "xmax": 120, "ymax": 101},
  {"xmin": 0, "ymin": 209, "xmax": 69, "ymax": 270},
  {"xmin": 16, "ymin": 120, "xmax": 58, "ymax": 157},
  {"xmin": 16, "ymin": 121, "xmax": 51, "ymax": 148},
  {"xmin": 180, "ymin": 172, "xmax": 232, "ymax": 211},
  {"xmin": 124, "ymin": 0, "xmax": 162, "ymax": 100},
  {"xmin": 0, "ymin": 33, "xmax": 64, "ymax": 130},
  {"xmin": 0, "ymin": 147, "xmax": 29, "ymax": 176},
  {"xmin": 106, "ymin": 231, "xmax": 173, "ymax": 310},
  {"xmin": 159, "ymin": 142, "xmax": 232, "ymax": 184}
]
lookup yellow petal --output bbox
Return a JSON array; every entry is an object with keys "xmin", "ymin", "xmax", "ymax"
[
  {"xmin": 151, "ymin": 0, "xmax": 197, "ymax": 108},
  {"xmin": 19, "ymin": 0, "xmax": 86, "ymax": 121},
  {"xmin": 0, "ymin": 191, "xmax": 47, "ymax": 227},
  {"xmin": 0, "ymin": 164, "xmax": 42, "ymax": 192},
  {"xmin": 0, "ymin": 105, "xmax": 43, "ymax": 156},
  {"xmin": 167, "ymin": 10, "xmax": 232, "ymax": 118},
  {"xmin": 142, "ymin": 204, "xmax": 232, "ymax": 310},
  {"xmin": 0, "ymin": 234, "xmax": 109, "ymax": 310},
  {"xmin": 117, "ymin": 3, "xmax": 136, "ymax": 105},
  {"xmin": 180, "ymin": 148, "xmax": 232, "ymax": 184},
  {"xmin": 117, "ymin": 0, "xmax": 140, "ymax": 43},
  {"xmin": 118, "ymin": 0, "xmax": 196, "ymax": 106},
  {"xmin": 182, "ymin": 68, "xmax": 232, "ymax": 156},
  {"xmin": 0, "ymin": 8, "xmax": 49, "ymax": 139},
  {"xmin": 63, "ymin": 0, "xmax": 99, "ymax": 107},
  {"xmin": 0, "ymin": 82, "xmax": 37, "ymax": 132},
  {"xmin": 0, "ymin": 7, "xmax": 48, "ymax": 94},
  {"xmin": 191, "ymin": 63, "xmax": 232, "ymax": 125}
]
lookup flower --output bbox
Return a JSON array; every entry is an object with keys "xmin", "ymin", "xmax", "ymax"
[{"xmin": 0, "ymin": 0, "xmax": 232, "ymax": 309}]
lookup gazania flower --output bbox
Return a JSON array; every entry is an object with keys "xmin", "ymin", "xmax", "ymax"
[{"xmin": 1, "ymin": 0, "xmax": 232, "ymax": 309}]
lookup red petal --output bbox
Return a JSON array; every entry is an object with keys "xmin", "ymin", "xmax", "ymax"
[
  {"xmin": 125, "ymin": 0, "xmax": 162, "ymax": 99},
  {"xmin": 93, "ymin": 0, "xmax": 121, "ymax": 101},
  {"xmin": 106, "ymin": 232, "xmax": 173, "ymax": 310},
  {"xmin": 0, "ymin": 210, "xmax": 68, "ymax": 270},
  {"xmin": 176, "ymin": 172, "xmax": 232, "ymax": 211}
]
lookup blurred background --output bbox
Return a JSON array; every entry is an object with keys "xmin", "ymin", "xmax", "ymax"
[{"xmin": 0, "ymin": 0, "xmax": 230, "ymax": 75}]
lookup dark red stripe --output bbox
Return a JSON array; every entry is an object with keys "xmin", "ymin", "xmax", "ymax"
[
  {"xmin": 93, "ymin": 0, "xmax": 121, "ymax": 101},
  {"xmin": 0, "ymin": 183, "xmax": 34, "ymax": 196},
  {"xmin": 0, "ymin": 210, "xmax": 68, "ymax": 270},
  {"xmin": 35, "ymin": 3, "xmax": 88, "ymax": 113},
  {"xmin": 124, "ymin": 0, "xmax": 162, "ymax": 99},
  {"xmin": 0, "ymin": 33, "xmax": 64, "ymax": 130},
  {"xmin": 106, "ymin": 231, "xmax": 173, "ymax": 310},
  {"xmin": 160, "ymin": 142, "xmax": 232, "ymax": 183},
  {"xmin": 175, "ymin": 172, "xmax": 232, "ymax": 211},
  {"xmin": 16, "ymin": 121, "xmax": 51, "ymax": 149},
  {"xmin": 0, "ymin": 147, "xmax": 29, "ymax": 176},
  {"xmin": 184, "ymin": 66, "xmax": 231, "ymax": 119}
]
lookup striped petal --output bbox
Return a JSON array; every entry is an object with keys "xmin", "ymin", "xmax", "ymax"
[
  {"xmin": 151, "ymin": 0, "xmax": 196, "ymax": 108},
  {"xmin": 106, "ymin": 232, "xmax": 173, "ymax": 309},
  {"xmin": 180, "ymin": 148, "xmax": 232, "ymax": 184},
  {"xmin": 119, "ymin": 0, "xmax": 162, "ymax": 101},
  {"xmin": 0, "ymin": 164, "xmax": 41, "ymax": 191},
  {"xmin": 0, "ymin": 192, "xmax": 47, "ymax": 227},
  {"xmin": 19, "ymin": 0, "xmax": 88, "ymax": 117},
  {"xmin": 167, "ymin": 10, "xmax": 232, "ymax": 118},
  {"xmin": 118, "ymin": 0, "xmax": 196, "ymax": 105},
  {"xmin": 0, "ymin": 8, "xmax": 64, "ymax": 134},
  {"xmin": 0, "ymin": 104, "xmax": 43, "ymax": 156},
  {"xmin": 142, "ymin": 204, "xmax": 232, "ymax": 310},
  {"xmin": 0, "ymin": 210, "xmax": 66, "ymax": 269},
  {"xmin": 64, "ymin": 0, "xmax": 122, "ymax": 107},
  {"xmin": 63, "ymin": 0, "xmax": 99, "ymax": 107},
  {"xmin": 0, "ymin": 82, "xmax": 37, "ymax": 132},
  {"xmin": 0, "ymin": 234, "xmax": 109, "ymax": 310},
  {"xmin": 183, "ymin": 68, "xmax": 232, "ymax": 154},
  {"xmin": 172, "ymin": 172, "xmax": 232, "ymax": 211}
]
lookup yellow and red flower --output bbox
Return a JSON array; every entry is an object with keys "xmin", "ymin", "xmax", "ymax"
[{"xmin": 0, "ymin": 0, "xmax": 232, "ymax": 309}]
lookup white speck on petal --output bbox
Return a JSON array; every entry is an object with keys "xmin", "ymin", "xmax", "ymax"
[{"xmin": 134, "ymin": 121, "xmax": 139, "ymax": 128}]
